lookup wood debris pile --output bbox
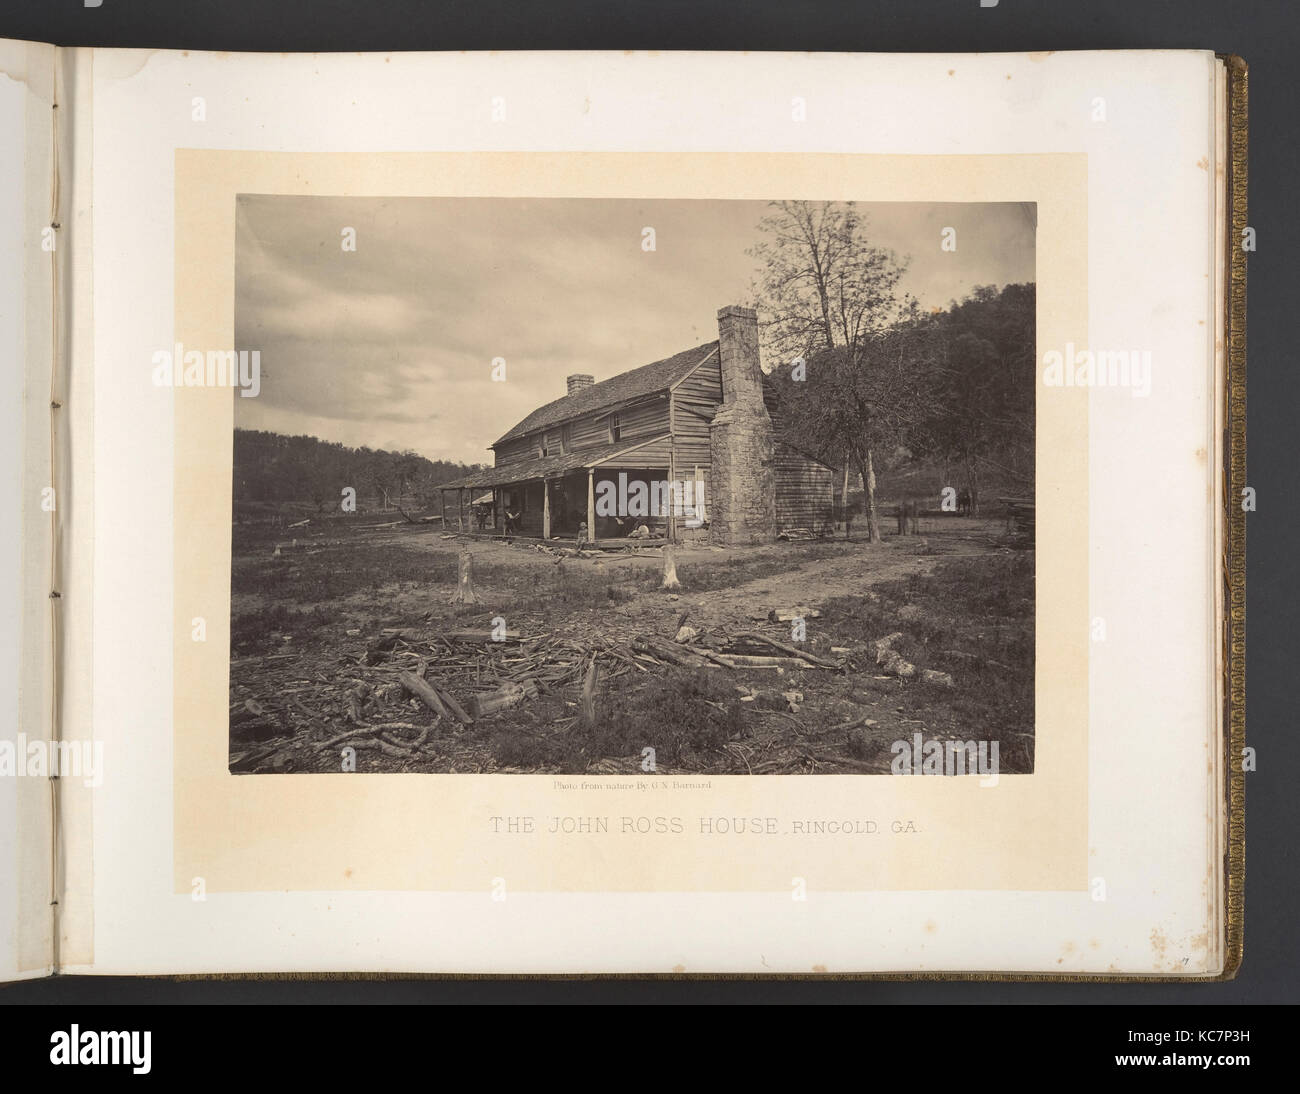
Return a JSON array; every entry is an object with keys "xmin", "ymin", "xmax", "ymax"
[{"xmin": 228, "ymin": 612, "xmax": 858, "ymax": 773}]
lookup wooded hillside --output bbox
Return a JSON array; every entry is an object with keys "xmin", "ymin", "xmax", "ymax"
[{"xmin": 233, "ymin": 430, "xmax": 484, "ymax": 517}]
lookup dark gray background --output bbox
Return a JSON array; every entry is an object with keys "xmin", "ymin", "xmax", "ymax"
[{"xmin": 0, "ymin": 0, "xmax": 1293, "ymax": 1006}]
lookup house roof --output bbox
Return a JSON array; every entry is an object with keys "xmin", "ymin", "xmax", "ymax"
[
  {"xmin": 491, "ymin": 341, "xmax": 719, "ymax": 447},
  {"xmin": 437, "ymin": 434, "xmax": 672, "ymax": 491}
]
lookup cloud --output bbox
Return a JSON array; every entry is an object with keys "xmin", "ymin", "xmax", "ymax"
[{"xmin": 234, "ymin": 196, "xmax": 1034, "ymax": 461}]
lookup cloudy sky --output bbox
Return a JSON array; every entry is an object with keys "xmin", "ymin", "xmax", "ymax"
[{"xmin": 234, "ymin": 196, "xmax": 1034, "ymax": 463}]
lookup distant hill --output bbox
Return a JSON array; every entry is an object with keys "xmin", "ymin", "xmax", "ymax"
[{"xmin": 232, "ymin": 429, "xmax": 484, "ymax": 517}]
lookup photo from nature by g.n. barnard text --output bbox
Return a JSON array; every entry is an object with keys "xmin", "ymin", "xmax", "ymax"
[{"xmin": 228, "ymin": 196, "xmax": 1036, "ymax": 777}]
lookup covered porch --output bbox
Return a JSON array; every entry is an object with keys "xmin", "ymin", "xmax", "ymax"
[{"xmin": 437, "ymin": 434, "xmax": 703, "ymax": 546}]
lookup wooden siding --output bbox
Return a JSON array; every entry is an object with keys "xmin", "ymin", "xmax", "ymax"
[
  {"xmin": 594, "ymin": 434, "xmax": 673, "ymax": 469},
  {"xmin": 567, "ymin": 414, "xmax": 608, "ymax": 450},
  {"xmin": 671, "ymin": 352, "xmax": 722, "ymax": 467},
  {"xmin": 774, "ymin": 445, "xmax": 835, "ymax": 532},
  {"xmin": 495, "ymin": 436, "xmax": 535, "ymax": 466},
  {"xmin": 618, "ymin": 397, "xmax": 669, "ymax": 441}
]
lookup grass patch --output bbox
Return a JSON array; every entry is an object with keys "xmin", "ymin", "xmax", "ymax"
[
  {"xmin": 489, "ymin": 668, "xmax": 748, "ymax": 772},
  {"xmin": 230, "ymin": 602, "xmax": 343, "ymax": 656},
  {"xmin": 232, "ymin": 544, "xmax": 459, "ymax": 601},
  {"xmin": 579, "ymin": 668, "xmax": 747, "ymax": 767},
  {"xmin": 822, "ymin": 552, "xmax": 1035, "ymax": 771}
]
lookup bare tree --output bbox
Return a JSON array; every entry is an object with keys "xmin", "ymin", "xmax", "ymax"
[{"xmin": 750, "ymin": 201, "xmax": 909, "ymax": 540}]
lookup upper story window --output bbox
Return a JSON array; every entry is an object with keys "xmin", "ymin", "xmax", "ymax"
[{"xmin": 609, "ymin": 413, "xmax": 622, "ymax": 442}]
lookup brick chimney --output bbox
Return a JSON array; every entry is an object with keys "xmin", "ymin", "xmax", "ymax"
[
  {"xmin": 708, "ymin": 305, "xmax": 777, "ymax": 545},
  {"xmin": 567, "ymin": 374, "xmax": 594, "ymax": 396}
]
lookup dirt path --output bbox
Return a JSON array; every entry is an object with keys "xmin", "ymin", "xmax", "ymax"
[{"xmin": 618, "ymin": 537, "xmax": 1002, "ymax": 632}]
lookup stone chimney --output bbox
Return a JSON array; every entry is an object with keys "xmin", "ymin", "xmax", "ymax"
[
  {"xmin": 708, "ymin": 305, "xmax": 777, "ymax": 545},
  {"xmin": 567, "ymin": 374, "xmax": 594, "ymax": 396}
]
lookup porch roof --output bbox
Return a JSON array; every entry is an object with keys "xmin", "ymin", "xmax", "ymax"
[{"xmin": 436, "ymin": 434, "xmax": 672, "ymax": 491}]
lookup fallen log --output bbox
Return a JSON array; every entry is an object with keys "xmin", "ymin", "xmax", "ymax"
[
  {"xmin": 768, "ymin": 607, "xmax": 822, "ymax": 622},
  {"xmin": 710, "ymin": 653, "xmax": 809, "ymax": 670},
  {"xmin": 634, "ymin": 636, "xmax": 711, "ymax": 668},
  {"xmin": 690, "ymin": 646, "xmax": 739, "ymax": 668},
  {"xmin": 399, "ymin": 670, "xmax": 451, "ymax": 720},
  {"xmin": 442, "ymin": 629, "xmax": 521, "ymax": 644},
  {"xmin": 437, "ymin": 687, "xmax": 475, "ymax": 725},
  {"xmin": 471, "ymin": 679, "xmax": 540, "ymax": 718},
  {"xmin": 733, "ymin": 631, "xmax": 842, "ymax": 670}
]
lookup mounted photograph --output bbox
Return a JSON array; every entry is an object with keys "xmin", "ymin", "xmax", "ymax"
[{"xmin": 227, "ymin": 195, "xmax": 1036, "ymax": 776}]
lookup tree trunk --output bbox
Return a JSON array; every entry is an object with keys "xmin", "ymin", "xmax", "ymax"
[
  {"xmin": 452, "ymin": 548, "xmax": 482, "ymax": 605},
  {"xmin": 579, "ymin": 658, "xmax": 597, "ymax": 728},
  {"xmin": 864, "ymin": 448, "xmax": 881, "ymax": 543},
  {"xmin": 661, "ymin": 544, "xmax": 681, "ymax": 590},
  {"xmin": 967, "ymin": 457, "xmax": 981, "ymax": 517},
  {"xmin": 841, "ymin": 460, "xmax": 851, "ymax": 537}
]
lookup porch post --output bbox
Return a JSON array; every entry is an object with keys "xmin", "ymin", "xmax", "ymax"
[
  {"xmin": 667, "ymin": 450, "xmax": 677, "ymax": 543},
  {"xmin": 587, "ymin": 469, "xmax": 597, "ymax": 547},
  {"xmin": 458, "ymin": 488, "xmax": 465, "ymax": 532},
  {"xmin": 543, "ymin": 478, "xmax": 551, "ymax": 540}
]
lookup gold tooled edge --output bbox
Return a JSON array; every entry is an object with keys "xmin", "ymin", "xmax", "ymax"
[{"xmin": 1219, "ymin": 51, "xmax": 1248, "ymax": 981}]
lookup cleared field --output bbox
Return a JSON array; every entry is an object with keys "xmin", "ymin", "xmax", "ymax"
[{"xmin": 228, "ymin": 519, "xmax": 1032, "ymax": 776}]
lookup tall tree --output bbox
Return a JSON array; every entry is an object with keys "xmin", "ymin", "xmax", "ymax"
[{"xmin": 750, "ymin": 201, "xmax": 909, "ymax": 540}]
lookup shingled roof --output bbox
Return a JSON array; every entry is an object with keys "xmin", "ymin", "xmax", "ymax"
[
  {"xmin": 492, "ymin": 341, "xmax": 719, "ymax": 447},
  {"xmin": 436, "ymin": 434, "xmax": 672, "ymax": 491}
]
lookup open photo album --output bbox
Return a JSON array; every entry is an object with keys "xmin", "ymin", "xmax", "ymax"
[{"xmin": 0, "ymin": 44, "xmax": 1245, "ymax": 978}]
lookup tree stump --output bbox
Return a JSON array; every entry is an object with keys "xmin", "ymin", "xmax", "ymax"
[
  {"xmin": 452, "ymin": 547, "xmax": 483, "ymax": 605},
  {"xmin": 579, "ymin": 658, "xmax": 597, "ymax": 728},
  {"xmin": 661, "ymin": 544, "xmax": 681, "ymax": 591}
]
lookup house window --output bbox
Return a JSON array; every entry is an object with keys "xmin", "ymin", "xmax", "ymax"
[{"xmin": 609, "ymin": 413, "xmax": 621, "ymax": 442}]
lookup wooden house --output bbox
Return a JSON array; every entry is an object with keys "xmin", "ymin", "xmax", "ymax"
[{"xmin": 438, "ymin": 306, "xmax": 836, "ymax": 546}]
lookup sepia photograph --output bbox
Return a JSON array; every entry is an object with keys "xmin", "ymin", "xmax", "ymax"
[
  {"xmin": 228, "ymin": 196, "xmax": 1036, "ymax": 776},
  {"xmin": 0, "ymin": 7, "xmax": 1260, "ymax": 1004}
]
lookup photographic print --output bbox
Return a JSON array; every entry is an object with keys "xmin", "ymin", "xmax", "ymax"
[{"xmin": 228, "ymin": 196, "xmax": 1036, "ymax": 777}]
